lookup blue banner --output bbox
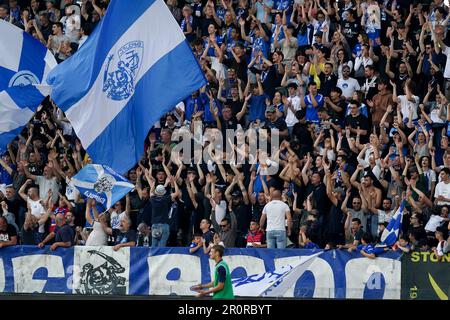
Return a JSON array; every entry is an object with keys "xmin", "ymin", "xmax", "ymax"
[{"xmin": 0, "ymin": 246, "xmax": 402, "ymax": 299}]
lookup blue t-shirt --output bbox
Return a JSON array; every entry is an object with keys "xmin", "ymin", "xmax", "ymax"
[
  {"xmin": 204, "ymin": 35, "xmax": 223, "ymax": 57},
  {"xmin": 304, "ymin": 94, "xmax": 324, "ymax": 123},
  {"xmin": 185, "ymin": 97, "xmax": 205, "ymax": 121},
  {"xmin": 357, "ymin": 243, "xmax": 375, "ymax": 255},
  {"xmin": 248, "ymin": 94, "xmax": 269, "ymax": 122},
  {"xmin": 251, "ymin": 36, "xmax": 269, "ymax": 60},
  {"xmin": 200, "ymin": 93, "xmax": 222, "ymax": 123},
  {"xmin": 270, "ymin": 24, "xmax": 285, "ymax": 44},
  {"xmin": 297, "ymin": 24, "xmax": 314, "ymax": 46},
  {"xmin": 0, "ymin": 163, "xmax": 15, "ymax": 185},
  {"xmin": 304, "ymin": 242, "xmax": 320, "ymax": 249}
]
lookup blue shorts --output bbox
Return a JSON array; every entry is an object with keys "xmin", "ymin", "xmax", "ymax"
[{"xmin": 367, "ymin": 29, "xmax": 380, "ymax": 40}]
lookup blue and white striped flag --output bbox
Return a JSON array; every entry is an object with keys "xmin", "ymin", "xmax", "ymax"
[
  {"xmin": 46, "ymin": 0, "xmax": 207, "ymax": 174},
  {"xmin": 380, "ymin": 200, "xmax": 406, "ymax": 246},
  {"xmin": 0, "ymin": 20, "xmax": 56, "ymax": 152},
  {"xmin": 232, "ymin": 253, "xmax": 321, "ymax": 297},
  {"xmin": 71, "ymin": 164, "xmax": 134, "ymax": 212}
]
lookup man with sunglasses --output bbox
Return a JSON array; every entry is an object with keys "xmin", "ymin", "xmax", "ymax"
[{"xmin": 337, "ymin": 65, "xmax": 360, "ymax": 100}]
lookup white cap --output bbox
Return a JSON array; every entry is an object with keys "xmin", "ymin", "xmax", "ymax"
[{"xmin": 155, "ymin": 185, "xmax": 166, "ymax": 196}]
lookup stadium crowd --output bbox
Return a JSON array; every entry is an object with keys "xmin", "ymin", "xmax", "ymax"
[{"xmin": 0, "ymin": 0, "xmax": 449, "ymax": 259}]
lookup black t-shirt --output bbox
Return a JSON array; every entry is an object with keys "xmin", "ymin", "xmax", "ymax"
[
  {"xmin": 55, "ymin": 224, "xmax": 75, "ymax": 245},
  {"xmin": 0, "ymin": 224, "xmax": 17, "ymax": 242},
  {"xmin": 216, "ymin": 264, "xmax": 227, "ymax": 283},
  {"xmin": 306, "ymin": 182, "xmax": 330, "ymax": 217},
  {"xmin": 200, "ymin": 18, "xmax": 219, "ymax": 38},
  {"xmin": 226, "ymin": 99, "xmax": 244, "ymax": 118},
  {"xmin": 223, "ymin": 56, "xmax": 248, "ymax": 83},
  {"xmin": 266, "ymin": 117, "xmax": 288, "ymax": 132},
  {"xmin": 318, "ymin": 73, "xmax": 338, "ymax": 98},
  {"xmin": 28, "ymin": 162, "xmax": 43, "ymax": 176},
  {"xmin": 137, "ymin": 198, "xmax": 152, "ymax": 227},
  {"xmin": 150, "ymin": 194, "xmax": 172, "ymax": 224},
  {"xmin": 220, "ymin": 115, "xmax": 239, "ymax": 138},
  {"xmin": 341, "ymin": 20, "xmax": 361, "ymax": 48},
  {"xmin": 233, "ymin": 203, "xmax": 252, "ymax": 234},
  {"xmin": 203, "ymin": 229, "xmax": 215, "ymax": 247},
  {"xmin": 292, "ymin": 122, "xmax": 314, "ymax": 150},
  {"xmin": 324, "ymin": 201, "xmax": 345, "ymax": 238},
  {"xmin": 251, "ymin": 202, "xmax": 265, "ymax": 222},
  {"xmin": 329, "ymin": 98, "xmax": 347, "ymax": 121},
  {"xmin": 113, "ymin": 228, "xmax": 137, "ymax": 245},
  {"xmin": 345, "ymin": 114, "xmax": 370, "ymax": 142}
]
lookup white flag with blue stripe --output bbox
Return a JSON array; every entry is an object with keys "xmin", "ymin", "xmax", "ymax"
[
  {"xmin": 380, "ymin": 200, "xmax": 406, "ymax": 246},
  {"xmin": 71, "ymin": 164, "xmax": 134, "ymax": 212},
  {"xmin": 46, "ymin": 0, "xmax": 207, "ymax": 174},
  {"xmin": 232, "ymin": 252, "xmax": 321, "ymax": 297},
  {"xmin": 0, "ymin": 20, "xmax": 56, "ymax": 152}
]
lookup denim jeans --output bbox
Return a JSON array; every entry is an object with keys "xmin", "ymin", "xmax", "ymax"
[
  {"xmin": 266, "ymin": 230, "xmax": 286, "ymax": 249},
  {"xmin": 151, "ymin": 223, "xmax": 170, "ymax": 248}
]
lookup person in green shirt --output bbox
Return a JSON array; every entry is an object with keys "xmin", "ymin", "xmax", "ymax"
[{"xmin": 192, "ymin": 245, "xmax": 235, "ymax": 299}]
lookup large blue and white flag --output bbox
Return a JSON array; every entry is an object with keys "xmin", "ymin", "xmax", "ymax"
[
  {"xmin": 71, "ymin": 164, "xmax": 134, "ymax": 212},
  {"xmin": 0, "ymin": 20, "xmax": 56, "ymax": 152},
  {"xmin": 380, "ymin": 200, "xmax": 407, "ymax": 246},
  {"xmin": 232, "ymin": 252, "xmax": 321, "ymax": 297},
  {"xmin": 46, "ymin": 0, "xmax": 207, "ymax": 174}
]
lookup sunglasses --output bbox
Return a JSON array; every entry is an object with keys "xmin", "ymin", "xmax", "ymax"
[{"xmin": 220, "ymin": 224, "xmax": 228, "ymax": 227}]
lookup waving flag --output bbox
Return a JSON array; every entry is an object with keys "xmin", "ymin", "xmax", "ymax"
[
  {"xmin": 380, "ymin": 200, "xmax": 407, "ymax": 246},
  {"xmin": 0, "ymin": 20, "xmax": 56, "ymax": 152},
  {"xmin": 232, "ymin": 252, "xmax": 321, "ymax": 297},
  {"xmin": 71, "ymin": 164, "xmax": 134, "ymax": 212},
  {"xmin": 46, "ymin": 0, "xmax": 207, "ymax": 174}
]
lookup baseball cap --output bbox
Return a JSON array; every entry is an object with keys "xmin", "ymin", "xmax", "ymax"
[
  {"xmin": 155, "ymin": 185, "xmax": 166, "ymax": 196},
  {"xmin": 333, "ymin": 187, "xmax": 345, "ymax": 196},
  {"xmin": 314, "ymin": 31, "xmax": 323, "ymax": 37},
  {"xmin": 266, "ymin": 105, "xmax": 276, "ymax": 113}
]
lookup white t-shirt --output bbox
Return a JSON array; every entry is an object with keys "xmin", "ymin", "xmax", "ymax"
[
  {"xmin": 398, "ymin": 95, "xmax": 419, "ymax": 121},
  {"xmin": 212, "ymin": 200, "xmax": 227, "ymax": 225},
  {"xmin": 262, "ymin": 200, "xmax": 290, "ymax": 231},
  {"xmin": 36, "ymin": 176, "xmax": 60, "ymax": 204},
  {"xmin": 434, "ymin": 181, "xmax": 450, "ymax": 206},
  {"xmin": 285, "ymin": 95, "xmax": 301, "ymax": 127},
  {"xmin": 85, "ymin": 220, "xmax": 108, "ymax": 246},
  {"xmin": 423, "ymin": 169, "xmax": 437, "ymax": 192},
  {"xmin": 443, "ymin": 46, "xmax": 450, "ymax": 79},
  {"xmin": 425, "ymin": 215, "xmax": 445, "ymax": 232},
  {"xmin": 28, "ymin": 198, "xmax": 46, "ymax": 233},
  {"xmin": 376, "ymin": 209, "xmax": 394, "ymax": 224},
  {"xmin": 337, "ymin": 77, "xmax": 360, "ymax": 99}
]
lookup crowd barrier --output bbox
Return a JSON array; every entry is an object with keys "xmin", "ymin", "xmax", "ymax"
[{"xmin": 0, "ymin": 246, "xmax": 447, "ymax": 299}]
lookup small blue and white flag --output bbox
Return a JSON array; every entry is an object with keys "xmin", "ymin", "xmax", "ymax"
[
  {"xmin": 47, "ymin": 0, "xmax": 207, "ymax": 174},
  {"xmin": 0, "ymin": 20, "xmax": 57, "ymax": 152},
  {"xmin": 71, "ymin": 164, "xmax": 134, "ymax": 212},
  {"xmin": 232, "ymin": 252, "xmax": 321, "ymax": 297},
  {"xmin": 380, "ymin": 200, "xmax": 406, "ymax": 246}
]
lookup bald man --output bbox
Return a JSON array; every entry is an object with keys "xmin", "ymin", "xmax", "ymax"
[
  {"xmin": 260, "ymin": 190, "xmax": 292, "ymax": 249},
  {"xmin": 38, "ymin": 213, "xmax": 75, "ymax": 250},
  {"xmin": 102, "ymin": 215, "xmax": 136, "ymax": 251}
]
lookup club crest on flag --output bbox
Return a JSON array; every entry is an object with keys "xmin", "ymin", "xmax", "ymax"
[
  {"xmin": 71, "ymin": 164, "xmax": 134, "ymax": 211},
  {"xmin": 8, "ymin": 71, "xmax": 40, "ymax": 87},
  {"xmin": 102, "ymin": 40, "xmax": 144, "ymax": 101}
]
